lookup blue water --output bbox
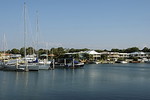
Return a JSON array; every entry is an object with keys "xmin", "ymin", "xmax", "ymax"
[{"xmin": 0, "ymin": 64, "xmax": 150, "ymax": 100}]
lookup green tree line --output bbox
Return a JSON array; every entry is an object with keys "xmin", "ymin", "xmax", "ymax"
[{"xmin": 1, "ymin": 47, "xmax": 150, "ymax": 59}]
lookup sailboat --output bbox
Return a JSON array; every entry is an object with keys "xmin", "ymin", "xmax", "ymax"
[
  {"xmin": 34, "ymin": 11, "xmax": 51, "ymax": 70},
  {"xmin": 2, "ymin": 34, "xmax": 25, "ymax": 71},
  {"xmin": 3, "ymin": 2, "xmax": 39, "ymax": 71},
  {"xmin": 38, "ymin": 53, "xmax": 51, "ymax": 70},
  {"xmin": 22, "ymin": 2, "xmax": 39, "ymax": 71}
]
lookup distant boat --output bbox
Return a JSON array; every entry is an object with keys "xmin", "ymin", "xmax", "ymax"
[
  {"xmin": 144, "ymin": 61, "xmax": 150, "ymax": 63},
  {"xmin": 3, "ymin": 58, "xmax": 39, "ymax": 71},
  {"xmin": 92, "ymin": 61, "xmax": 101, "ymax": 64},
  {"xmin": 2, "ymin": 59, "xmax": 23, "ymax": 71},
  {"xmin": 120, "ymin": 61, "xmax": 128, "ymax": 64},
  {"xmin": 130, "ymin": 61, "xmax": 141, "ymax": 63},
  {"xmin": 87, "ymin": 60, "xmax": 101, "ymax": 64},
  {"xmin": 53, "ymin": 59, "xmax": 84, "ymax": 69},
  {"xmin": 116, "ymin": 61, "xmax": 128, "ymax": 64},
  {"xmin": 0, "ymin": 61, "xmax": 4, "ymax": 70},
  {"xmin": 73, "ymin": 62, "xmax": 84, "ymax": 68},
  {"xmin": 3, "ymin": 63, "xmax": 39, "ymax": 71},
  {"xmin": 38, "ymin": 60, "xmax": 51, "ymax": 70}
]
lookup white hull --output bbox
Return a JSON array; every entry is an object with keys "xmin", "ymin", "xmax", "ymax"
[
  {"xmin": 120, "ymin": 61, "xmax": 128, "ymax": 64},
  {"xmin": 20, "ymin": 64, "xmax": 39, "ymax": 71},
  {"xmin": 94, "ymin": 61, "xmax": 101, "ymax": 64},
  {"xmin": 145, "ymin": 61, "xmax": 150, "ymax": 63},
  {"xmin": 3, "ymin": 64, "xmax": 39, "ymax": 71},
  {"xmin": 3, "ymin": 64, "xmax": 25, "ymax": 71},
  {"xmin": 39, "ymin": 64, "xmax": 50, "ymax": 70},
  {"xmin": 116, "ymin": 61, "xmax": 128, "ymax": 64}
]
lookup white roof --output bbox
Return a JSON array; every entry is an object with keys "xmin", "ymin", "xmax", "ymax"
[
  {"xmin": 86, "ymin": 50, "xmax": 101, "ymax": 55},
  {"xmin": 65, "ymin": 50, "xmax": 101, "ymax": 55},
  {"xmin": 130, "ymin": 52, "xmax": 146, "ymax": 55},
  {"xmin": 65, "ymin": 52, "xmax": 77, "ymax": 55}
]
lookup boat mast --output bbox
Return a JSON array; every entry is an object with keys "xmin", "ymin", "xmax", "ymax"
[
  {"xmin": 24, "ymin": 2, "xmax": 27, "ymax": 60},
  {"xmin": 46, "ymin": 42, "xmax": 48, "ymax": 61},
  {"xmin": 3, "ymin": 34, "xmax": 6, "ymax": 64},
  {"xmin": 24, "ymin": 2, "xmax": 29, "ymax": 71},
  {"xmin": 36, "ymin": 10, "xmax": 39, "ymax": 59}
]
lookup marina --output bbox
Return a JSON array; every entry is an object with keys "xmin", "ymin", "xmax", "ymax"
[{"xmin": 0, "ymin": 1, "xmax": 150, "ymax": 100}]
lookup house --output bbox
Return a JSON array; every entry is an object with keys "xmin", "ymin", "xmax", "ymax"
[
  {"xmin": 10, "ymin": 54, "xmax": 22, "ymax": 59},
  {"xmin": 0, "ymin": 53, "xmax": 10, "ymax": 60},
  {"xmin": 65, "ymin": 50, "xmax": 101, "ymax": 60},
  {"xmin": 130, "ymin": 52, "xmax": 147, "ymax": 58},
  {"xmin": 85, "ymin": 50, "xmax": 101, "ymax": 60}
]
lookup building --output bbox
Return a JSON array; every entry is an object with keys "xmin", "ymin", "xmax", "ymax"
[{"xmin": 65, "ymin": 50, "xmax": 101, "ymax": 60}]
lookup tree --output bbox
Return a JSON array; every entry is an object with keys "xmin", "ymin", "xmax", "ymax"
[
  {"xmin": 80, "ymin": 48, "xmax": 90, "ymax": 51},
  {"xmin": 117, "ymin": 57, "xmax": 125, "ymax": 61},
  {"xmin": 57, "ymin": 47, "xmax": 66, "ymax": 58},
  {"xmin": 26, "ymin": 47, "xmax": 35, "ymax": 55},
  {"xmin": 20, "ymin": 47, "xmax": 25, "ymax": 56},
  {"xmin": 101, "ymin": 54, "xmax": 108, "ymax": 60},
  {"xmin": 11, "ymin": 48, "xmax": 20, "ymax": 54},
  {"xmin": 50, "ymin": 47, "xmax": 66, "ymax": 58},
  {"xmin": 68, "ymin": 48, "xmax": 89, "ymax": 53},
  {"xmin": 111, "ymin": 48, "xmax": 120, "ymax": 52},
  {"xmin": 73, "ymin": 54, "xmax": 80, "ymax": 60},
  {"xmin": 124, "ymin": 47, "xmax": 139, "ymax": 53},
  {"xmin": 81, "ymin": 53, "xmax": 93, "ymax": 60},
  {"xmin": 6, "ymin": 50, "xmax": 11, "ymax": 53},
  {"xmin": 69, "ymin": 48, "xmax": 76, "ymax": 53},
  {"xmin": 142, "ymin": 47, "xmax": 150, "ymax": 52},
  {"xmin": 38, "ymin": 49, "xmax": 45, "ymax": 55},
  {"xmin": 104, "ymin": 49, "xmax": 109, "ymax": 52}
]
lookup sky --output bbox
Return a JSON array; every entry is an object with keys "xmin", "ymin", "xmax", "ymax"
[{"xmin": 0, "ymin": 0, "xmax": 150, "ymax": 50}]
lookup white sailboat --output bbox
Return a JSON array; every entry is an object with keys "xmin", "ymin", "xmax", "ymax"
[
  {"xmin": 34, "ymin": 11, "xmax": 51, "ymax": 70},
  {"xmin": 38, "ymin": 54, "xmax": 51, "ymax": 70},
  {"xmin": 3, "ymin": 2, "xmax": 39, "ymax": 71},
  {"xmin": 22, "ymin": 2, "xmax": 39, "ymax": 71},
  {"xmin": 2, "ymin": 34, "xmax": 25, "ymax": 71}
]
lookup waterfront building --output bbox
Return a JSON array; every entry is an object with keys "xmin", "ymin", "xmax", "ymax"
[
  {"xmin": 65, "ymin": 50, "xmax": 101, "ymax": 61},
  {"xmin": 9, "ymin": 54, "xmax": 22, "ymax": 59},
  {"xmin": 129, "ymin": 52, "xmax": 147, "ymax": 58},
  {"xmin": 0, "ymin": 53, "xmax": 10, "ymax": 61},
  {"xmin": 85, "ymin": 50, "xmax": 101, "ymax": 60},
  {"xmin": 100, "ymin": 52, "xmax": 129, "ymax": 61},
  {"xmin": 65, "ymin": 51, "xmax": 150, "ymax": 63},
  {"xmin": 119, "ymin": 53, "xmax": 130, "ymax": 58}
]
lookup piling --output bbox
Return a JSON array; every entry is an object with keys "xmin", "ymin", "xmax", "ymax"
[
  {"xmin": 25, "ymin": 62, "xmax": 29, "ymax": 72},
  {"xmin": 72, "ymin": 58, "xmax": 75, "ymax": 69},
  {"xmin": 52, "ymin": 59, "xmax": 55, "ymax": 70}
]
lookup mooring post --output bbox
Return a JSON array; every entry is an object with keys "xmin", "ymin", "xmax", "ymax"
[
  {"xmin": 52, "ymin": 59, "xmax": 55, "ymax": 70},
  {"xmin": 73, "ymin": 58, "xmax": 75, "ymax": 69}
]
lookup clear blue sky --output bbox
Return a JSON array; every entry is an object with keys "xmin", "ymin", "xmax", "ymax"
[{"xmin": 0, "ymin": 0, "xmax": 150, "ymax": 50}]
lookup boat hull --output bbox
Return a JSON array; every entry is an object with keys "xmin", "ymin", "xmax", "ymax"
[
  {"xmin": 2, "ymin": 64, "xmax": 39, "ymax": 71},
  {"xmin": 39, "ymin": 64, "xmax": 50, "ymax": 70}
]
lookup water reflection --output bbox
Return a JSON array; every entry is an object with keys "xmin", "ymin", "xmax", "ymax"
[{"xmin": 0, "ymin": 64, "xmax": 150, "ymax": 100}]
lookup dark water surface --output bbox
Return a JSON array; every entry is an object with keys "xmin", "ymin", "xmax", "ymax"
[{"xmin": 0, "ymin": 64, "xmax": 150, "ymax": 100}]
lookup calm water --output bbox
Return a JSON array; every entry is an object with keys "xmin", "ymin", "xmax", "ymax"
[{"xmin": 0, "ymin": 64, "xmax": 150, "ymax": 100}]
